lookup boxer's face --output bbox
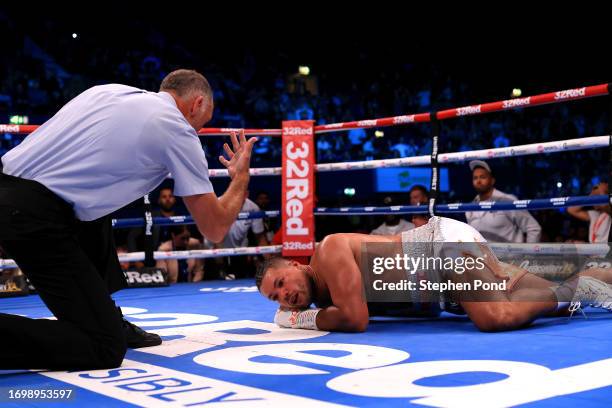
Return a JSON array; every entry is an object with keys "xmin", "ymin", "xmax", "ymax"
[{"xmin": 260, "ymin": 263, "xmax": 313, "ymax": 309}]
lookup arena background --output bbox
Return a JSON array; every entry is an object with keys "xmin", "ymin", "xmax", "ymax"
[
  {"xmin": 1, "ymin": 7, "xmax": 611, "ymax": 407},
  {"xmin": 1, "ymin": 8, "xmax": 610, "ymax": 243}
]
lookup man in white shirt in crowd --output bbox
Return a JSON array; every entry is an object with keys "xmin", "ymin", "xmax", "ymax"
[
  {"xmin": 567, "ymin": 181, "xmax": 611, "ymax": 243},
  {"xmin": 205, "ymin": 191, "xmax": 270, "ymax": 279},
  {"xmin": 465, "ymin": 160, "xmax": 541, "ymax": 243},
  {"xmin": 370, "ymin": 196, "xmax": 415, "ymax": 235}
]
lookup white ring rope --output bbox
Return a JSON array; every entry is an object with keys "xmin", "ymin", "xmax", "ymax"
[
  {"xmin": 0, "ymin": 243, "xmax": 608, "ymax": 270},
  {"xmin": 207, "ymin": 135, "xmax": 609, "ymax": 178}
]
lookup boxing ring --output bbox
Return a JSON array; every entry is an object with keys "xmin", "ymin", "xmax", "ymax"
[{"xmin": 1, "ymin": 84, "xmax": 612, "ymax": 407}]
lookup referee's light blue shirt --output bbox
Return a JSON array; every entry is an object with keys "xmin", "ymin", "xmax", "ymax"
[{"xmin": 1, "ymin": 84, "xmax": 214, "ymax": 221}]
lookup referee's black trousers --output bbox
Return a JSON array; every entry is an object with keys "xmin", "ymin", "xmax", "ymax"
[{"xmin": 0, "ymin": 172, "xmax": 127, "ymax": 370}]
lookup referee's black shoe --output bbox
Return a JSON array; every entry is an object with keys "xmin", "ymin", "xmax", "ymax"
[
  {"xmin": 123, "ymin": 318, "xmax": 162, "ymax": 348},
  {"xmin": 118, "ymin": 307, "xmax": 162, "ymax": 348}
]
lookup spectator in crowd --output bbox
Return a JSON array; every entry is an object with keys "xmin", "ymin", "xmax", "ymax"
[
  {"xmin": 254, "ymin": 191, "xmax": 271, "ymax": 209},
  {"xmin": 254, "ymin": 191, "xmax": 275, "ymax": 243},
  {"xmin": 1, "ymin": 11, "xmax": 609, "ymax": 245},
  {"xmin": 390, "ymin": 136, "xmax": 417, "ymax": 158},
  {"xmin": 205, "ymin": 191, "xmax": 269, "ymax": 279},
  {"xmin": 567, "ymin": 181, "xmax": 611, "ymax": 243},
  {"xmin": 348, "ymin": 127, "xmax": 367, "ymax": 147},
  {"xmin": 370, "ymin": 196, "xmax": 415, "ymax": 235},
  {"xmin": 156, "ymin": 225, "xmax": 204, "ymax": 283},
  {"xmin": 409, "ymin": 184, "xmax": 430, "ymax": 227},
  {"xmin": 116, "ymin": 245, "xmax": 134, "ymax": 272},
  {"xmin": 0, "ymin": 245, "xmax": 25, "ymax": 294},
  {"xmin": 465, "ymin": 160, "xmax": 542, "ymax": 243},
  {"xmin": 127, "ymin": 186, "xmax": 178, "ymax": 254},
  {"xmin": 491, "ymin": 123, "xmax": 510, "ymax": 148},
  {"xmin": 157, "ymin": 187, "xmax": 178, "ymax": 217}
]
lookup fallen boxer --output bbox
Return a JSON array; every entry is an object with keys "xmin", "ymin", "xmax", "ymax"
[{"xmin": 256, "ymin": 216, "xmax": 612, "ymax": 332}]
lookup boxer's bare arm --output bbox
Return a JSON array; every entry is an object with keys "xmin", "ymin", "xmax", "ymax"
[{"xmin": 314, "ymin": 235, "xmax": 369, "ymax": 332}]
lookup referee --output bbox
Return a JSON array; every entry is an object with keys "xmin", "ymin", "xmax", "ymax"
[{"xmin": 0, "ymin": 69, "xmax": 256, "ymax": 369}]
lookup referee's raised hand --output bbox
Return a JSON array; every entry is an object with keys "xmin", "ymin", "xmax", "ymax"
[{"xmin": 219, "ymin": 130, "xmax": 258, "ymax": 180}]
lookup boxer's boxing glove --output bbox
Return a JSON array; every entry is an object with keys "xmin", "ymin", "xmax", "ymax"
[{"xmin": 274, "ymin": 308, "xmax": 321, "ymax": 330}]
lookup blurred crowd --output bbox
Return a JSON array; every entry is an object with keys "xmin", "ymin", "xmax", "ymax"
[{"xmin": 1, "ymin": 10, "xmax": 610, "ymax": 283}]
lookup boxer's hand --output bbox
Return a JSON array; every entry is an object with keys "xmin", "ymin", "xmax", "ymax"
[
  {"xmin": 219, "ymin": 130, "xmax": 257, "ymax": 180},
  {"xmin": 274, "ymin": 308, "xmax": 299, "ymax": 328},
  {"xmin": 274, "ymin": 308, "xmax": 321, "ymax": 330}
]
